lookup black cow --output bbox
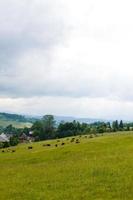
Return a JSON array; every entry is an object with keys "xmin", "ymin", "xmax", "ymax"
[{"xmin": 28, "ymin": 146, "xmax": 33, "ymax": 150}]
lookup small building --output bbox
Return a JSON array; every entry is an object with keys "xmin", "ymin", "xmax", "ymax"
[
  {"xmin": 19, "ymin": 133, "xmax": 35, "ymax": 143},
  {"xmin": 0, "ymin": 133, "xmax": 9, "ymax": 143},
  {"xmin": 19, "ymin": 133, "xmax": 28, "ymax": 143}
]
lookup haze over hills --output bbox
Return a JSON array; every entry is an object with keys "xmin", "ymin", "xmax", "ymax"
[
  {"xmin": 54, "ymin": 116, "xmax": 109, "ymax": 124},
  {"xmin": 0, "ymin": 113, "xmax": 33, "ymax": 128},
  {"xmin": 0, "ymin": 112, "xmax": 112, "ymax": 128}
]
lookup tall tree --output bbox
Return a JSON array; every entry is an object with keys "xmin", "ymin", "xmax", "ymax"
[
  {"xmin": 112, "ymin": 120, "xmax": 119, "ymax": 131},
  {"xmin": 32, "ymin": 121, "xmax": 43, "ymax": 140},
  {"xmin": 119, "ymin": 120, "xmax": 124, "ymax": 130},
  {"xmin": 42, "ymin": 115, "xmax": 56, "ymax": 139},
  {"xmin": 115, "ymin": 120, "xmax": 119, "ymax": 130}
]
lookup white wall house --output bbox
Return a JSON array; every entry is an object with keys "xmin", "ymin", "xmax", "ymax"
[{"xmin": 0, "ymin": 133, "xmax": 9, "ymax": 142}]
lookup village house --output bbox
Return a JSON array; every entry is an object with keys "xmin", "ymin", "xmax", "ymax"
[
  {"xmin": 0, "ymin": 133, "xmax": 10, "ymax": 143},
  {"xmin": 19, "ymin": 133, "xmax": 29, "ymax": 143},
  {"xmin": 19, "ymin": 132, "xmax": 35, "ymax": 143}
]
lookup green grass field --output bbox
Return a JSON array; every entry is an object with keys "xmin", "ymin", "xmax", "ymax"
[{"xmin": 0, "ymin": 132, "xmax": 133, "ymax": 200}]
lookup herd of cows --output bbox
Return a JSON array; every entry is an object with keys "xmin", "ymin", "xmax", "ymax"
[{"xmin": 1, "ymin": 134, "xmax": 102, "ymax": 154}]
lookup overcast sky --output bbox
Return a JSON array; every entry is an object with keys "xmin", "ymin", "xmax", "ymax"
[{"xmin": 1, "ymin": 0, "xmax": 133, "ymax": 120}]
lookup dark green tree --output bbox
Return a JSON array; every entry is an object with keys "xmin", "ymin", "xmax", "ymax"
[
  {"xmin": 10, "ymin": 136, "xmax": 19, "ymax": 146},
  {"xmin": 23, "ymin": 127, "xmax": 30, "ymax": 135},
  {"xmin": 31, "ymin": 121, "xmax": 43, "ymax": 140},
  {"xmin": 41, "ymin": 115, "xmax": 56, "ymax": 139},
  {"xmin": 112, "ymin": 120, "xmax": 119, "ymax": 132},
  {"xmin": 119, "ymin": 120, "xmax": 124, "ymax": 130}
]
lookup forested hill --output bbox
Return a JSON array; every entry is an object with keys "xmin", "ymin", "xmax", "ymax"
[
  {"xmin": 0, "ymin": 113, "xmax": 108, "ymax": 124},
  {"xmin": 0, "ymin": 113, "xmax": 34, "ymax": 128},
  {"xmin": 0, "ymin": 113, "xmax": 27, "ymax": 122},
  {"xmin": 0, "ymin": 112, "xmax": 110, "ymax": 128},
  {"xmin": 0, "ymin": 112, "xmax": 109, "ymax": 125}
]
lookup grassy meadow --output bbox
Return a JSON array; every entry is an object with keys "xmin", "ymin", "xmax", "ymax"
[{"xmin": 1, "ymin": 132, "xmax": 133, "ymax": 199}]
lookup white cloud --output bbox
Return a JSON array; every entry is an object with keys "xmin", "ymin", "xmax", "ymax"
[
  {"xmin": 0, "ymin": 96, "xmax": 133, "ymax": 120},
  {"xmin": 0, "ymin": 0, "xmax": 133, "ymax": 119}
]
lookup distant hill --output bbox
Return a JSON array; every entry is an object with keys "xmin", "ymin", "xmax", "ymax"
[
  {"xmin": 0, "ymin": 113, "xmax": 33, "ymax": 128},
  {"xmin": 26, "ymin": 114, "xmax": 109, "ymax": 124},
  {"xmin": 0, "ymin": 112, "xmax": 28, "ymax": 122},
  {"xmin": 0, "ymin": 120, "xmax": 32, "ymax": 128},
  {"xmin": 0, "ymin": 112, "xmax": 110, "ymax": 128},
  {"xmin": 54, "ymin": 116, "xmax": 108, "ymax": 124}
]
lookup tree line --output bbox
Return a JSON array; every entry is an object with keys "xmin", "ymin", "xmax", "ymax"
[
  {"xmin": 1, "ymin": 115, "xmax": 133, "ymax": 147},
  {"xmin": 31, "ymin": 116, "xmax": 133, "ymax": 141}
]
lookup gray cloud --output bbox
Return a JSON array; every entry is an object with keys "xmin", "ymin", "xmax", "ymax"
[
  {"xmin": 1, "ymin": 0, "xmax": 133, "ymax": 119},
  {"xmin": 0, "ymin": 0, "xmax": 67, "ymax": 69},
  {"xmin": 0, "ymin": 0, "xmax": 70, "ymax": 97}
]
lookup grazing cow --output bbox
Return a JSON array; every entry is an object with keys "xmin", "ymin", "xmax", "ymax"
[
  {"xmin": 55, "ymin": 144, "xmax": 58, "ymax": 147},
  {"xmin": 61, "ymin": 142, "xmax": 65, "ymax": 146},
  {"xmin": 28, "ymin": 146, "xmax": 33, "ymax": 150},
  {"xmin": 12, "ymin": 150, "xmax": 16, "ymax": 153},
  {"xmin": 43, "ymin": 144, "xmax": 51, "ymax": 147},
  {"xmin": 70, "ymin": 138, "xmax": 75, "ymax": 142},
  {"xmin": 2, "ymin": 150, "xmax": 5, "ymax": 153},
  {"xmin": 76, "ymin": 139, "xmax": 80, "ymax": 144}
]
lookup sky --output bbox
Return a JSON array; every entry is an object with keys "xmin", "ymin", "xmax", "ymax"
[{"xmin": 0, "ymin": 0, "xmax": 133, "ymax": 120}]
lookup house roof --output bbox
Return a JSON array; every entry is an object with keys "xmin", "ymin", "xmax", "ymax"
[{"xmin": 0, "ymin": 133, "xmax": 9, "ymax": 142}]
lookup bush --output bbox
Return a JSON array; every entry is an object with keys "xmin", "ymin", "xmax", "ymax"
[
  {"xmin": 0, "ymin": 142, "xmax": 4, "ymax": 149},
  {"xmin": 3, "ymin": 142, "xmax": 10, "ymax": 148},
  {"xmin": 10, "ymin": 136, "xmax": 19, "ymax": 146}
]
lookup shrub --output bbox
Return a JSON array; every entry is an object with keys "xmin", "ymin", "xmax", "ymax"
[
  {"xmin": 10, "ymin": 136, "xmax": 19, "ymax": 146},
  {"xmin": 0, "ymin": 142, "xmax": 4, "ymax": 149},
  {"xmin": 3, "ymin": 142, "xmax": 10, "ymax": 148}
]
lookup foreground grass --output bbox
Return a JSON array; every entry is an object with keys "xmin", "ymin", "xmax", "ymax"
[{"xmin": 1, "ymin": 132, "xmax": 133, "ymax": 199}]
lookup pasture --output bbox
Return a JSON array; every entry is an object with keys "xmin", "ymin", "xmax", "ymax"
[{"xmin": 0, "ymin": 132, "xmax": 133, "ymax": 199}]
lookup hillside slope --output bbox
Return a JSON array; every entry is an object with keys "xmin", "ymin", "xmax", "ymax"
[
  {"xmin": 0, "ymin": 112, "xmax": 32, "ymax": 128},
  {"xmin": 0, "ymin": 132, "xmax": 133, "ymax": 199},
  {"xmin": 0, "ymin": 119, "xmax": 32, "ymax": 128}
]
